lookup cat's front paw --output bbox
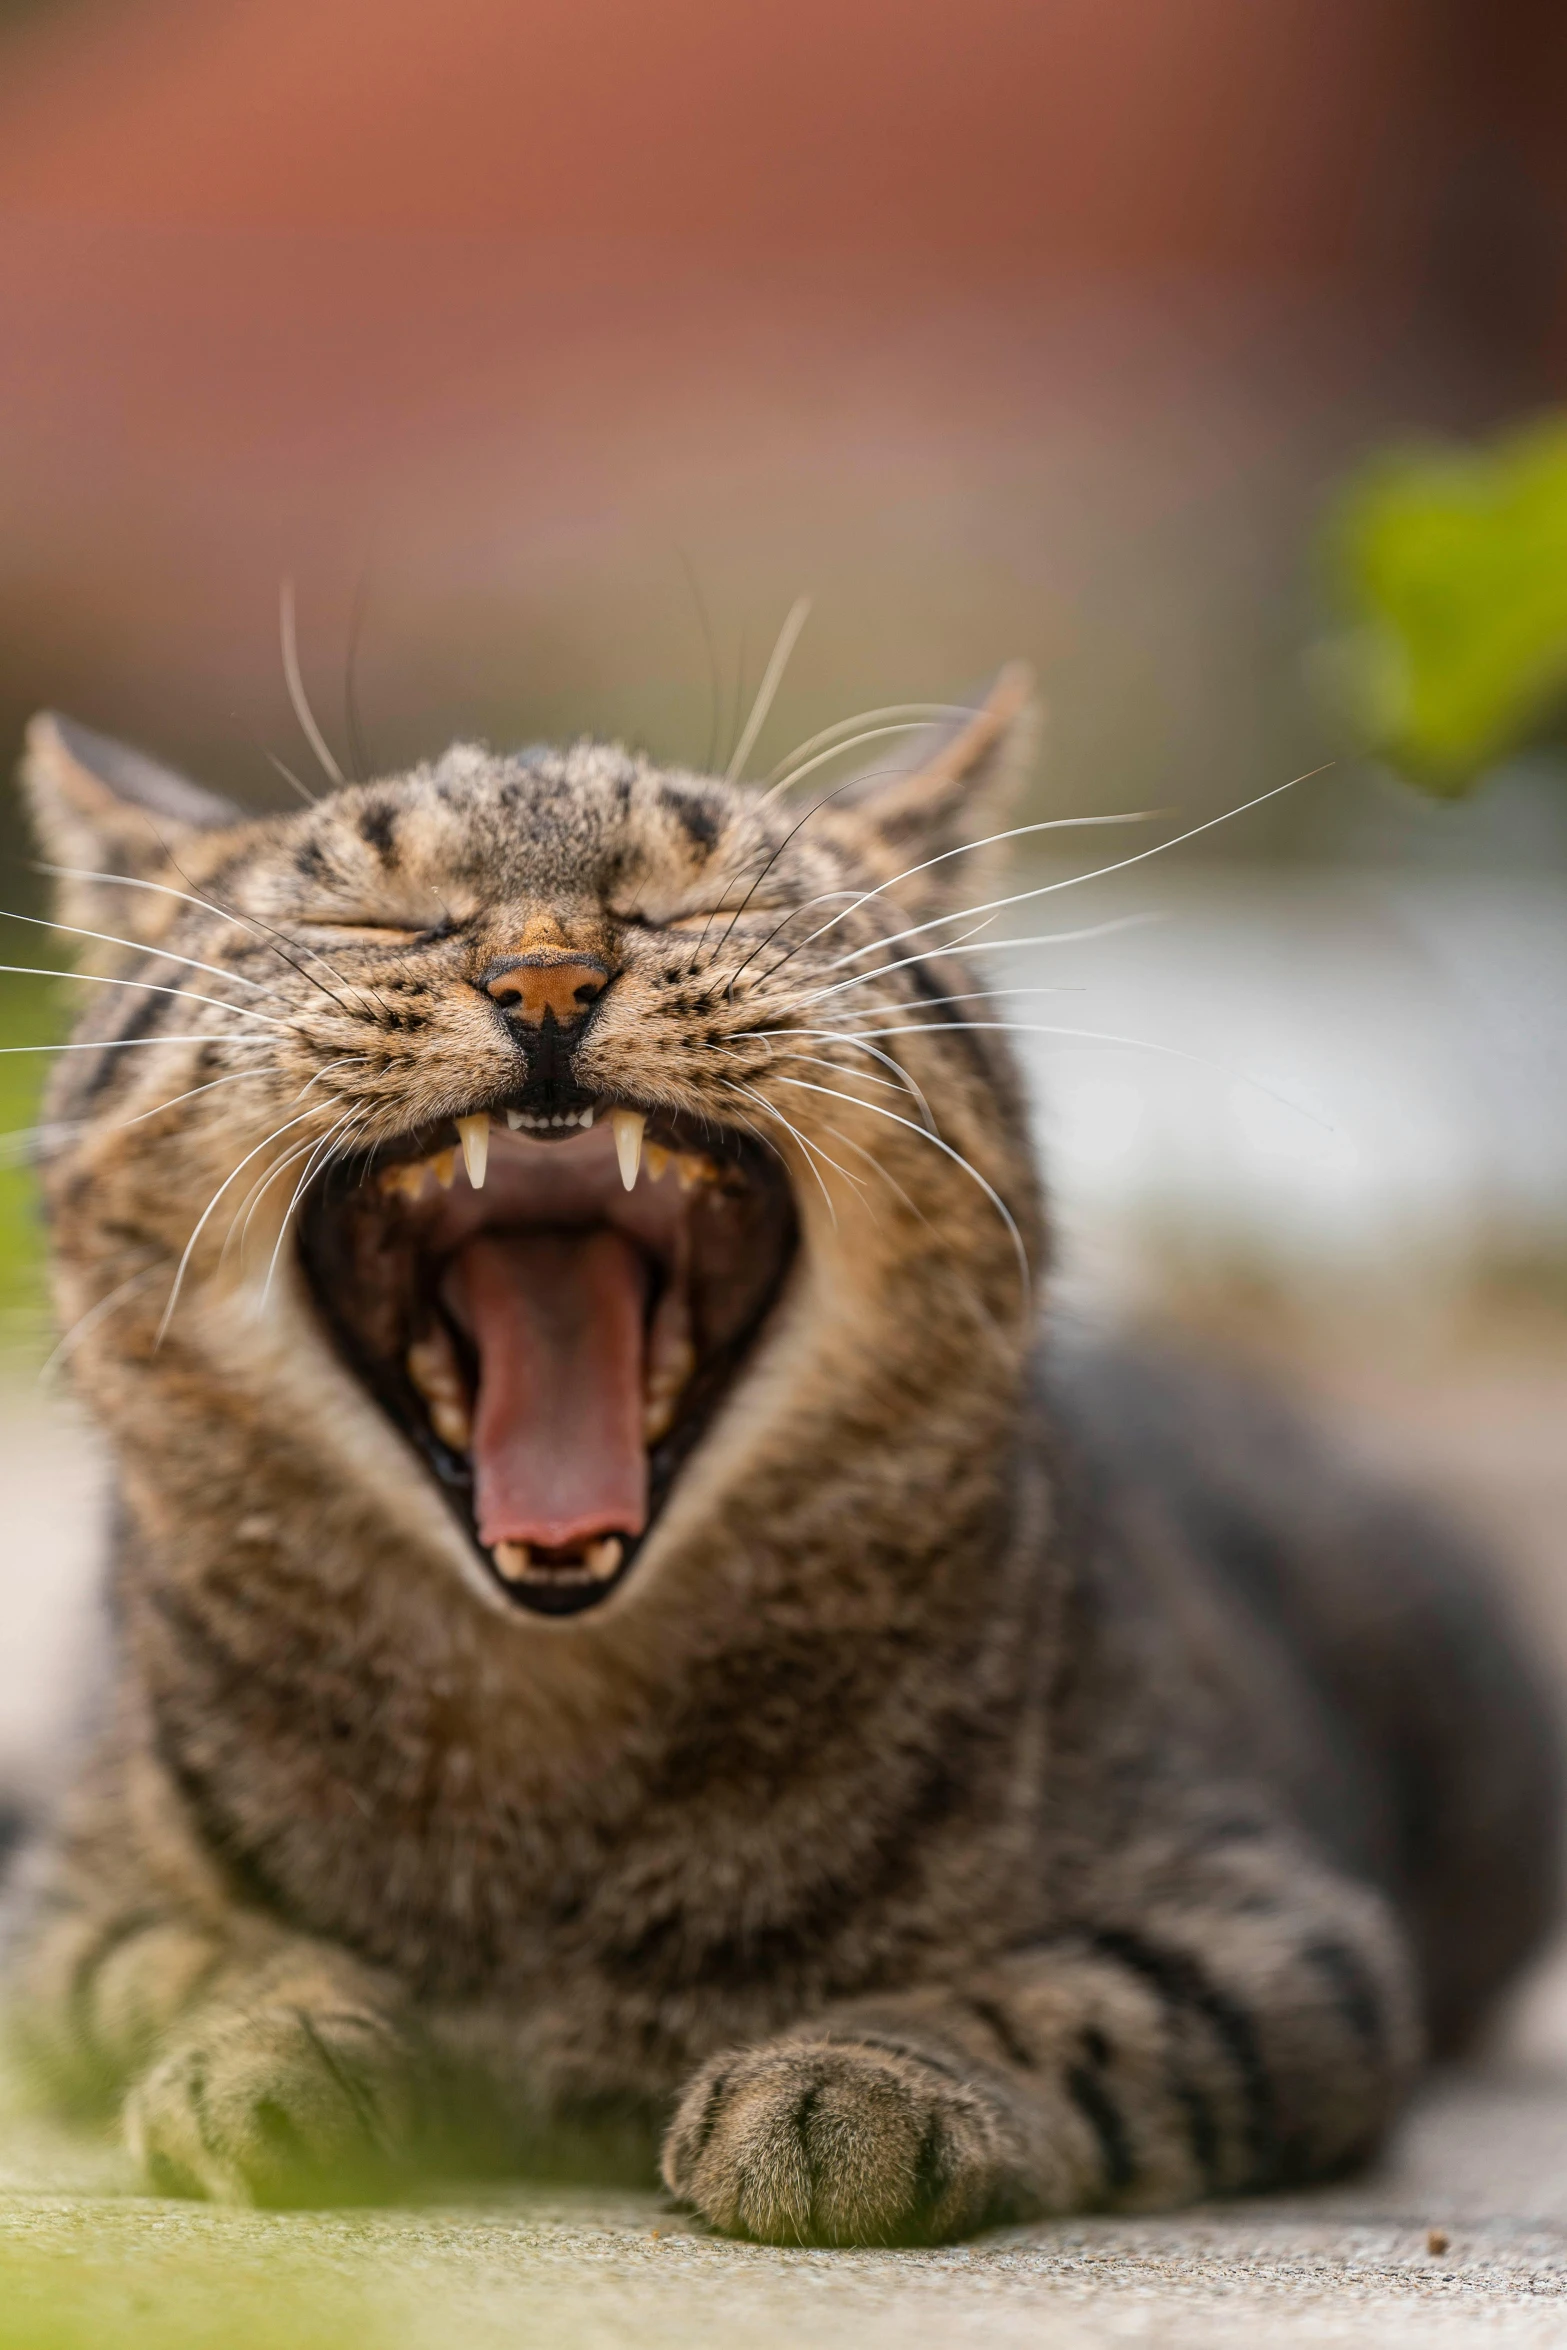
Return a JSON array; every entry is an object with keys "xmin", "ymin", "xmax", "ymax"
[
  {"xmin": 662, "ymin": 2035, "xmax": 1024, "ymax": 2244},
  {"xmin": 124, "ymin": 2002, "xmax": 422, "ymax": 2206}
]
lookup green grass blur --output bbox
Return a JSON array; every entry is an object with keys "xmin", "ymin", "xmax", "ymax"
[{"xmin": 0, "ymin": 974, "xmax": 60, "ymax": 1349}]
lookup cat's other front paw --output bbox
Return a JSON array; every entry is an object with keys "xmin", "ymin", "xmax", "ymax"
[
  {"xmin": 124, "ymin": 2001, "xmax": 423, "ymax": 2206},
  {"xmin": 662, "ymin": 2035, "xmax": 1025, "ymax": 2244}
]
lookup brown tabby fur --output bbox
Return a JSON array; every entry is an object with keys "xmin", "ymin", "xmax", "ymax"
[{"xmin": 1, "ymin": 681, "xmax": 1559, "ymax": 2242}]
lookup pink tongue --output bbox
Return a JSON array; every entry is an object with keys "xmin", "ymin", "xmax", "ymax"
[{"xmin": 442, "ymin": 1229, "xmax": 649, "ymax": 1550}]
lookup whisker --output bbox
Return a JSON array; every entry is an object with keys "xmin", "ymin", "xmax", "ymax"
[
  {"xmin": 0, "ymin": 962, "xmax": 284, "ymax": 1027},
  {"xmin": 762, "ymin": 702, "xmax": 970, "ymax": 797},
  {"xmin": 793, "ymin": 913, "xmax": 1169, "ymax": 1010},
  {"xmin": 718, "ymin": 1078, "xmax": 850, "ymax": 1227},
  {"xmin": 827, "ymin": 1019, "xmax": 1334, "ymax": 1129},
  {"xmin": 771, "ymin": 1074, "xmax": 1031, "ymax": 1307},
  {"xmin": 265, "ymin": 750, "xmax": 318, "ymax": 807},
  {"xmin": 280, "ymin": 577, "xmax": 345, "ymax": 787},
  {"xmin": 0, "ymin": 1035, "xmax": 272, "ymax": 1057},
  {"xmin": 36, "ymin": 1262, "xmax": 165, "ymax": 1389},
  {"xmin": 814, "ymin": 767, "xmax": 1330, "ymax": 982},
  {"xmin": 262, "ymin": 1105, "xmax": 371, "ymax": 1304},
  {"xmin": 732, "ymin": 1030, "xmax": 935, "ymax": 1127},
  {"xmin": 725, "ymin": 595, "xmax": 811, "ymax": 783},
  {"xmin": 12, "ymin": 892, "xmax": 280, "ymax": 997},
  {"xmin": 0, "ymin": 1068, "xmax": 276, "ymax": 1172},
  {"xmin": 156, "ymin": 1100, "xmax": 342, "ymax": 1345},
  {"xmin": 819, "ymin": 1121, "xmax": 925, "ymax": 1224}
]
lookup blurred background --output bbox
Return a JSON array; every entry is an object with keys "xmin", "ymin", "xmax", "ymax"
[{"xmin": 3, "ymin": 0, "xmax": 1567, "ymax": 1789}]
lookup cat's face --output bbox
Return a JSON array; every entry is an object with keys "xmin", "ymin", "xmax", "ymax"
[{"xmin": 24, "ymin": 683, "xmax": 1042, "ymax": 1637}]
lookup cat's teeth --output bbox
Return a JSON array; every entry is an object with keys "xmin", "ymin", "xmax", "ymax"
[
  {"xmin": 579, "ymin": 1106, "xmax": 595, "ymax": 1128},
  {"xmin": 456, "ymin": 1113, "xmax": 489, "ymax": 1189},
  {"xmin": 430, "ymin": 1148, "xmax": 457, "ymax": 1189},
  {"xmin": 584, "ymin": 1536, "xmax": 624, "ymax": 1581},
  {"xmin": 406, "ymin": 1330, "xmax": 472, "ymax": 1451},
  {"xmin": 644, "ymin": 1142, "xmax": 671, "ymax": 1183},
  {"xmin": 379, "ymin": 1161, "xmax": 428, "ymax": 1202},
  {"xmin": 491, "ymin": 1540, "xmax": 532, "ymax": 1582},
  {"xmin": 504, "ymin": 1108, "xmax": 525, "ymax": 1131},
  {"xmin": 676, "ymin": 1153, "xmax": 711, "ymax": 1191},
  {"xmin": 611, "ymin": 1108, "xmax": 645, "ymax": 1191}
]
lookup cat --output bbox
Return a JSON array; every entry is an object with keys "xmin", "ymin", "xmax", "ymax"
[{"xmin": 0, "ymin": 676, "xmax": 1558, "ymax": 2242}]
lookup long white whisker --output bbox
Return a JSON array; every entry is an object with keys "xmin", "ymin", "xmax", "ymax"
[
  {"xmin": 725, "ymin": 594, "xmax": 811, "ymax": 782},
  {"xmin": 819, "ymin": 1121, "xmax": 925, "ymax": 1224},
  {"xmin": 37, "ymin": 1263, "xmax": 165, "ymax": 1389},
  {"xmin": 7, "ymin": 897, "xmax": 278, "ymax": 996},
  {"xmin": 816, "ymin": 768, "xmax": 1329, "ymax": 979},
  {"xmin": 0, "ymin": 1035, "xmax": 273, "ymax": 1057},
  {"xmin": 156, "ymin": 1101, "xmax": 341, "ymax": 1345},
  {"xmin": 719, "ymin": 1078, "xmax": 847, "ymax": 1227},
  {"xmin": 795, "ymin": 913, "xmax": 1168, "ymax": 1008},
  {"xmin": 265, "ymin": 749, "xmax": 318, "ymax": 806},
  {"xmin": 32, "ymin": 865, "xmax": 360, "ymax": 1013},
  {"xmin": 298, "ymin": 1055, "xmax": 373, "ymax": 1097},
  {"xmin": 771, "ymin": 1074, "xmax": 1031, "ymax": 1307},
  {"xmin": 119, "ymin": 1067, "xmax": 278, "ymax": 1129},
  {"xmin": 280, "ymin": 577, "xmax": 345, "ymax": 787},
  {"xmin": 262, "ymin": 1107, "xmax": 368, "ymax": 1304},
  {"xmin": 829, "ymin": 1020, "xmax": 1334, "ymax": 1129},
  {"xmin": 749, "ymin": 807, "xmax": 1165, "ymax": 991},
  {"xmin": 735, "ymin": 1030, "xmax": 935, "ymax": 1126},
  {"xmin": 0, "ymin": 962, "xmax": 284, "ymax": 1026},
  {"xmin": 762, "ymin": 702, "xmax": 971, "ymax": 796},
  {"xmin": 0, "ymin": 1069, "xmax": 276, "ymax": 1172}
]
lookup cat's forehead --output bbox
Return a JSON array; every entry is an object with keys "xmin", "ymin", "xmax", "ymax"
[{"xmin": 282, "ymin": 739, "xmax": 742, "ymax": 898}]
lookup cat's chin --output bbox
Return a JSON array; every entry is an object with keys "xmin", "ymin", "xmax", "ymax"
[{"xmin": 296, "ymin": 1101, "xmax": 797, "ymax": 1616}]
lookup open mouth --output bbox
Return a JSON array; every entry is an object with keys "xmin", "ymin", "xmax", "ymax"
[{"xmin": 298, "ymin": 1104, "xmax": 797, "ymax": 1615}]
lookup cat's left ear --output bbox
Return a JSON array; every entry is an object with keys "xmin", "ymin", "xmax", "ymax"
[
  {"xmin": 21, "ymin": 714, "xmax": 243, "ymax": 940},
  {"xmin": 830, "ymin": 665, "xmax": 1041, "ymax": 899}
]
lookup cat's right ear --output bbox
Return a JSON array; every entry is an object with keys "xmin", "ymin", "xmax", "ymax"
[{"xmin": 21, "ymin": 714, "xmax": 242, "ymax": 939}]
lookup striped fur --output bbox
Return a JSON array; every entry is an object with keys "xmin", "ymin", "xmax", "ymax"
[{"xmin": 1, "ymin": 690, "xmax": 1558, "ymax": 2239}]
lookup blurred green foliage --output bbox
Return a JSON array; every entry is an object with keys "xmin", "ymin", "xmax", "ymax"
[
  {"xmin": 0, "ymin": 974, "xmax": 60, "ymax": 1347},
  {"xmin": 1325, "ymin": 416, "xmax": 1567, "ymax": 793}
]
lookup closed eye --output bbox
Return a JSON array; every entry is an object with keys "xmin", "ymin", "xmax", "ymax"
[{"xmin": 300, "ymin": 917, "xmax": 461, "ymax": 945}]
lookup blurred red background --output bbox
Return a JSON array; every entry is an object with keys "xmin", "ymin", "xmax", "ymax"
[{"xmin": 1, "ymin": 0, "xmax": 1564, "ymax": 847}]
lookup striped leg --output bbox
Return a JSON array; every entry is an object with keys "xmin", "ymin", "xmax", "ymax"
[{"xmin": 663, "ymin": 1858, "xmax": 1419, "ymax": 2243}]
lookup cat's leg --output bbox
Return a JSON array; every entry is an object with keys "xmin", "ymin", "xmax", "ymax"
[
  {"xmin": 663, "ymin": 1849, "xmax": 1420, "ymax": 2244},
  {"xmin": 9, "ymin": 1857, "xmax": 433, "ymax": 2204}
]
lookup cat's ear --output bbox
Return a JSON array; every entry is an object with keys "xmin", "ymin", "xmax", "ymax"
[
  {"xmin": 831, "ymin": 665, "xmax": 1040, "ymax": 904},
  {"xmin": 21, "ymin": 715, "xmax": 243, "ymax": 940}
]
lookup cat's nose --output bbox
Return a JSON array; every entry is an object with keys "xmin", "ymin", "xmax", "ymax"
[{"xmin": 481, "ymin": 953, "xmax": 609, "ymax": 1034}]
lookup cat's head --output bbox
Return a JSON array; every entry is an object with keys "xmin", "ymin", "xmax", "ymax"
[{"xmin": 21, "ymin": 679, "xmax": 1044, "ymax": 1639}]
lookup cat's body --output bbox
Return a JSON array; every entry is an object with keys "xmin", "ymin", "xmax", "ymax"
[{"xmin": 2, "ymin": 687, "xmax": 1559, "ymax": 2240}]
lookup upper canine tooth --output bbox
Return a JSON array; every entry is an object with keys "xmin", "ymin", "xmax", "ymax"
[
  {"xmin": 430, "ymin": 1148, "xmax": 457, "ymax": 1189},
  {"xmin": 456, "ymin": 1113, "xmax": 490, "ymax": 1189},
  {"xmin": 611, "ymin": 1108, "xmax": 645, "ymax": 1191}
]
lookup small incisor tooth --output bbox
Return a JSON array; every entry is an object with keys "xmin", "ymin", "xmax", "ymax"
[
  {"xmin": 491, "ymin": 1540, "xmax": 532, "ymax": 1582},
  {"xmin": 611, "ymin": 1108, "xmax": 645, "ymax": 1191},
  {"xmin": 584, "ymin": 1536, "xmax": 624, "ymax": 1581},
  {"xmin": 456, "ymin": 1113, "xmax": 489, "ymax": 1189}
]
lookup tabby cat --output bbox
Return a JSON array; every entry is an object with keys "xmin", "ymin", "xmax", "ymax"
[{"xmin": 1, "ymin": 678, "xmax": 1558, "ymax": 2242}]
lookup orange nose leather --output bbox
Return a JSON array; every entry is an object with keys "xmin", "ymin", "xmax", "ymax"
[{"xmin": 484, "ymin": 955, "xmax": 608, "ymax": 1027}]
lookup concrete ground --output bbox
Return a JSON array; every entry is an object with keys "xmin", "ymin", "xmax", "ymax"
[{"xmin": 3, "ymin": 1339, "xmax": 1566, "ymax": 2345}]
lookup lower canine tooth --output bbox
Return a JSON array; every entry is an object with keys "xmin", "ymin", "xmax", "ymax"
[
  {"xmin": 492, "ymin": 1540, "xmax": 533, "ymax": 1582},
  {"xmin": 584, "ymin": 1536, "xmax": 624, "ymax": 1581},
  {"xmin": 611, "ymin": 1108, "xmax": 645, "ymax": 1191},
  {"xmin": 456, "ymin": 1113, "xmax": 490, "ymax": 1188}
]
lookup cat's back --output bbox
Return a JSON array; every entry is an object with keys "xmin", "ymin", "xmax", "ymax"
[{"xmin": 1045, "ymin": 1335, "xmax": 1564, "ymax": 2053}]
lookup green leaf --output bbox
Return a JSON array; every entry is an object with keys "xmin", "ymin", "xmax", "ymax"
[{"xmin": 1323, "ymin": 416, "xmax": 1567, "ymax": 793}]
